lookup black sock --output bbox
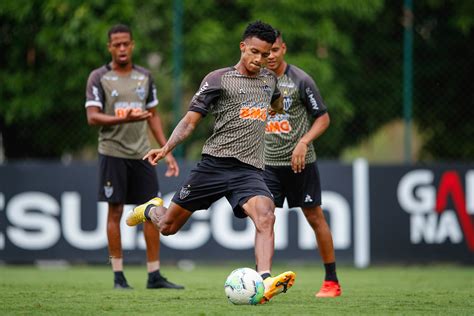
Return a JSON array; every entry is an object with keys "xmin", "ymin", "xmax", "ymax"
[
  {"xmin": 148, "ymin": 269, "xmax": 161, "ymax": 279},
  {"xmin": 114, "ymin": 271, "xmax": 127, "ymax": 283},
  {"xmin": 324, "ymin": 262, "xmax": 338, "ymax": 282},
  {"xmin": 260, "ymin": 273, "xmax": 271, "ymax": 280},
  {"xmin": 144, "ymin": 205, "xmax": 154, "ymax": 220}
]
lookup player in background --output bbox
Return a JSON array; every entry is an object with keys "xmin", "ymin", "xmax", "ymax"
[
  {"xmin": 85, "ymin": 24, "xmax": 183, "ymax": 290},
  {"xmin": 264, "ymin": 29, "xmax": 341, "ymax": 298},
  {"xmin": 126, "ymin": 21, "xmax": 295, "ymax": 304}
]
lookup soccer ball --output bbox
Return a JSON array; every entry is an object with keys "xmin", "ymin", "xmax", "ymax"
[{"xmin": 224, "ymin": 267, "xmax": 265, "ymax": 305}]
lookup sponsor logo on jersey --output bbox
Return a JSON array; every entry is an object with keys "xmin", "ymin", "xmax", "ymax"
[
  {"xmin": 265, "ymin": 119, "xmax": 292, "ymax": 134},
  {"xmin": 131, "ymin": 74, "xmax": 145, "ymax": 80},
  {"xmin": 279, "ymin": 82, "xmax": 295, "ymax": 89},
  {"xmin": 114, "ymin": 102, "xmax": 144, "ymax": 117},
  {"xmin": 239, "ymin": 106, "xmax": 267, "ymax": 122},
  {"xmin": 195, "ymin": 82, "xmax": 209, "ymax": 96},
  {"xmin": 92, "ymin": 86, "xmax": 100, "ymax": 101},
  {"xmin": 111, "ymin": 89, "xmax": 119, "ymax": 97},
  {"xmin": 179, "ymin": 185, "xmax": 191, "ymax": 200},
  {"xmin": 103, "ymin": 75, "xmax": 118, "ymax": 81},
  {"xmin": 136, "ymin": 85, "xmax": 146, "ymax": 100},
  {"xmin": 305, "ymin": 87, "xmax": 319, "ymax": 110},
  {"xmin": 304, "ymin": 194, "xmax": 313, "ymax": 203}
]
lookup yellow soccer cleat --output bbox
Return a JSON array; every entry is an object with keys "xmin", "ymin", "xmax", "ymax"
[
  {"xmin": 259, "ymin": 271, "xmax": 296, "ymax": 304},
  {"xmin": 126, "ymin": 197, "xmax": 163, "ymax": 226}
]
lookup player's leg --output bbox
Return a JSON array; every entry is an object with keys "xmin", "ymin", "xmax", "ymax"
[
  {"xmin": 292, "ymin": 162, "xmax": 341, "ymax": 297},
  {"xmin": 128, "ymin": 159, "xmax": 184, "ymax": 289},
  {"xmin": 231, "ymin": 167, "xmax": 295, "ymax": 304},
  {"xmin": 143, "ymin": 220, "xmax": 185, "ymax": 289},
  {"xmin": 242, "ymin": 195, "xmax": 275, "ymax": 273},
  {"xmin": 107, "ymin": 202, "xmax": 131, "ymax": 289},
  {"xmin": 302, "ymin": 205, "xmax": 336, "ymax": 264},
  {"xmin": 99, "ymin": 154, "xmax": 132, "ymax": 289},
  {"xmin": 302, "ymin": 205, "xmax": 341, "ymax": 297},
  {"xmin": 242, "ymin": 195, "xmax": 296, "ymax": 304}
]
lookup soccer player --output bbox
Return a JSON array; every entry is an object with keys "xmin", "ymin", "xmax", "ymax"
[
  {"xmin": 85, "ymin": 24, "xmax": 183, "ymax": 290},
  {"xmin": 126, "ymin": 21, "xmax": 295, "ymax": 303},
  {"xmin": 264, "ymin": 29, "xmax": 342, "ymax": 298}
]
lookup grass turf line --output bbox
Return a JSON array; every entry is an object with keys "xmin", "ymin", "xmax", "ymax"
[{"xmin": 0, "ymin": 264, "xmax": 473, "ymax": 315}]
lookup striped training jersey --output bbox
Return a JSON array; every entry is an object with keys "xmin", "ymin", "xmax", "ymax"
[
  {"xmin": 85, "ymin": 64, "xmax": 158, "ymax": 159},
  {"xmin": 264, "ymin": 64, "xmax": 328, "ymax": 166},
  {"xmin": 189, "ymin": 67, "xmax": 281, "ymax": 169}
]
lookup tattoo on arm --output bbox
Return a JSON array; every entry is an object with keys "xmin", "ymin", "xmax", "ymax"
[{"xmin": 166, "ymin": 118, "xmax": 195, "ymax": 151}]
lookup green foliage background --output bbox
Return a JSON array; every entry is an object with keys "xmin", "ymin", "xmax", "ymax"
[{"xmin": 1, "ymin": 0, "xmax": 473, "ymax": 161}]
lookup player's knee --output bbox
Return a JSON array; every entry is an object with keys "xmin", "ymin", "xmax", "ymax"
[{"xmin": 254, "ymin": 209, "xmax": 275, "ymax": 232}]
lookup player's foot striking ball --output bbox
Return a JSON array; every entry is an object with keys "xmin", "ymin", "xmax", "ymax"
[
  {"xmin": 126, "ymin": 197, "xmax": 163, "ymax": 226},
  {"xmin": 259, "ymin": 271, "xmax": 296, "ymax": 304}
]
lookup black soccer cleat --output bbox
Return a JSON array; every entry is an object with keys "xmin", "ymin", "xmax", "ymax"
[
  {"xmin": 114, "ymin": 280, "xmax": 133, "ymax": 290},
  {"xmin": 147, "ymin": 275, "xmax": 184, "ymax": 289}
]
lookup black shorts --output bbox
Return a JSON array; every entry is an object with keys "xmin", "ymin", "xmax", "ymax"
[
  {"xmin": 172, "ymin": 155, "xmax": 273, "ymax": 218},
  {"xmin": 263, "ymin": 161, "xmax": 322, "ymax": 208},
  {"xmin": 98, "ymin": 154, "xmax": 159, "ymax": 204}
]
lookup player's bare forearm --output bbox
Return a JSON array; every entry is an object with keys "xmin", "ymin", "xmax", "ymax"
[
  {"xmin": 144, "ymin": 112, "xmax": 201, "ymax": 165},
  {"xmin": 300, "ymin": 112, "xmax": 330, "ymax": 144},
  {"xmin": 165, "ymin": 117, "xmax": 196, "ymax": 151}
]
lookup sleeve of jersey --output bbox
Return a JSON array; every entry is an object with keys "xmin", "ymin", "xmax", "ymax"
[
  {"xmin": 188, "ymin": 71, "xmax": 222, "ymax": 117},
  {"xmin": 300, "ymin": 75, "xmax": 328, "ymax": 118},
  {"xmin": 145, "ymin": 75, "xmax": 159, "ymax": 109},
  {"xmin": 271, "ymin": 76, "xmax": 282, "ymax": 103},
  {"xmin": 85, "ymin": 70, "xmax": 105, "ymax": 109}
]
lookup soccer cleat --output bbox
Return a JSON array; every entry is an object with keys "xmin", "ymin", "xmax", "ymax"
[
  {"xmin": 147, "ymin": 275, "xmax": 184, "ymax": 289},
  {"xmin": 126, "ymin": 197, "xmax": 163, "ymax": 226},
  {"xmin": 114, "ymin": 280, "xmax": 133, "ymax": 290},
  {"xmin": 259, "ymin": 271, "xmax": 296, "ymax": 304},
  {"xmin": 315, "ymin": 280, "xmax": 342, "ymax": 298},
  {"xmin": 114, "ymin": 283, "xmax": 133, "ymax": 290}
]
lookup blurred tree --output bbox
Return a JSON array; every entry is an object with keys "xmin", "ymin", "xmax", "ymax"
[
  {"xmin": 0, "ymin": 0, "xmax": 472, "ymax": 161},
  {"xmin": 412, "ymin": 0, "xmax": 474, "ymax": 160}
]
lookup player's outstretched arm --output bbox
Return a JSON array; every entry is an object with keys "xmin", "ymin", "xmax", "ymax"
[{"xmin": 144, "ymin": 111, "xmax": 202, "ymax": 165}]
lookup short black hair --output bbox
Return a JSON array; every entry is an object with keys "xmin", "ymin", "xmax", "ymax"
[
  {"xmin": 108, "ymin": 24, "xmax": 133, "ymax": 41},
  {"xmin": 274, "ymin": 28, "xmax": 283, "ymax": 40},
  {"xmin": 242, "ymin": 20, "xmax": 276, "ymax": 44}
]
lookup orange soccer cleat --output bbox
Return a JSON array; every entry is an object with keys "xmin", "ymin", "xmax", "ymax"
[{"xmin": 315, "ymin": 280, "xmax": 342, "ymax": 298}]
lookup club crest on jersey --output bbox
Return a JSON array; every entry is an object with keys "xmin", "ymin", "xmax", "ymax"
[
  {"xmin": 262, "ymin": 84, "xmax": 272, "ymax": 96},
  {"xmin": 283, "ymin": 96, "xmax": 293, "ymax": 111},
  {"xmin": 104, "ymin": 182, "xmax": 114, "ymax": 198},
  {"xmin": 179, "ymin": 185, "xmax": 191, "ymax": 200},
  {"xmin": 136, "ymin": 85, "xmax": 146, "ymax": 100}
]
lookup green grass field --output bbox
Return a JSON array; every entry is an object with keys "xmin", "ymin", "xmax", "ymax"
[{"xmin": 0, "ymin": 263, "xmax": 473, "ymax": 315}]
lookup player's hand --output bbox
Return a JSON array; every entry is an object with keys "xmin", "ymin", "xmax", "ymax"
[
  {"xmin": 143, "ymin": 148, "xmax": 167, "ymax": 166},
  {"xmin": 291, "ymin": 141, "xmax": 308, "ymax": 173},
  {"xmin": 164, "ymin": 153, "xmax": 179, "ymax": 177},
  {"xmin": 125, "ymin": 108, "xmax": 152, "ymax": 122}
]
